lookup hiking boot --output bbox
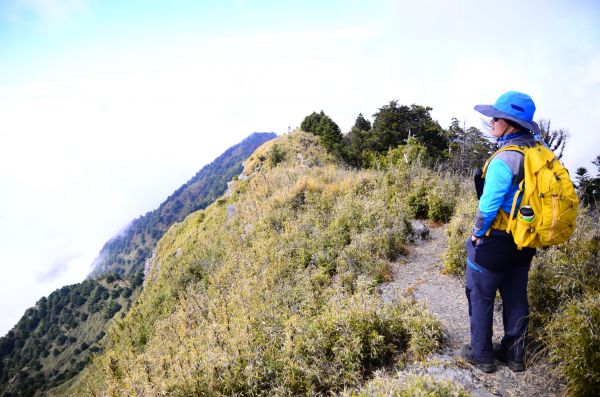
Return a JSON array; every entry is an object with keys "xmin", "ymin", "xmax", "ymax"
[
  {"xmin": 461, "ymin": 345, "xmax": 496, "ymax": 373},
  {"xmin": 493, "ymin": 343, "xmax": 525, "ymax": 372}
]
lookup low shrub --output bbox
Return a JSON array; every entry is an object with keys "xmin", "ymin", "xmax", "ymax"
[
  {"xmin": 443, "ymin": 185, "xmax": 477, "ymax": 276},
  {"xmin": 269, "ymin": 143, "xmax": 284, "ymax": 166},
  {"xmin": 528, "ymin": 209, "xmax": 600, "ymax": 395},
  {"xmin": 427, "ymin": 189, "xmax": 457, "ymax": 223},
  {"xmin": 387, "ymin": 164, "xmax": 461, "ymax": 224},
  {"xmin": 346, "ymin": 374, "xmax": 469, "ymax": 397},
  {"xmin": 529, "ymin": 209, "xmax": 600, "ymax": 330},
  {"xmin": 287, "ymin": 282, "xmax": 443, "ymax": 394},
  {"xmin": 406, "ymin": 186, "xmax": 429, "ymax": 219},
  {"xmin": 545, "ymin": 293, "xmax": 600, "ymax": 396},
  {"xmin": 362, "ymin": 138, "xmax": 429, "ymax": 170}
]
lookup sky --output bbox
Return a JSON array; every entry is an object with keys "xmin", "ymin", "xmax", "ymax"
[{"xmin": 0, "ymin": 0, "xmax": 599, "ymax": 336}]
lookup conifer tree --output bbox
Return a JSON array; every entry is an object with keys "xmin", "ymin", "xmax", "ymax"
[
  {"xmin": 445, "ymin": 118, "xmax": 494, "ymax": 171},
  {"xmin": 317, "ymin": 114, "xmax": 342, "ymax": 154},
  {"xmin": 300, "ymin": 110, "xmax": 342, "ymax": 155},
  {"xmin": 353, "ymin": 113, "xmax": 372, "ymax": 132},
  {"xmin": 368, "ymin": 100, "xmax": 407, "ymax": 152},
  {"xmin": 369, "ymin": 101, "xmax": 448, "ymax": 158},
  {"xmin": 300, "ymin": 111, "xmax": 323, "ymax": 134},
  {"xmin": 343, "ymin": 127, "xmax": 367, "ymax": 168},
  {"xmin": 576, "ymin": 155, "xmax": 600, "ymax": 208},
  {"xmin": 341, "ymin": 113, "xmax": 372, "ymax": 168},
  {"xmin": 538, "ymin": 119, "xmax": 568, "ymax": 159}
]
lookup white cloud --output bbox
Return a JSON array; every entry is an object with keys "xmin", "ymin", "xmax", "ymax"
[
  {"xmin": 36, "ymin": 254, "xmax": 78, "ymax": 282},
  {"xmin": 584, "ymin": 56, "xmax": 600, "ymax": 85},
  {"xmin": 212, "ymin": 25, "xmax": 380, "ymax": 47},
  {"xmin": 0, "ymin": 0, "xmax": 91, "ymax": 24}
]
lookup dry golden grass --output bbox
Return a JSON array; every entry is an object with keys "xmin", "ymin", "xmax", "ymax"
[{"xmin": 68, "ymin": 131, "xmax": 456, "ymax": 396}]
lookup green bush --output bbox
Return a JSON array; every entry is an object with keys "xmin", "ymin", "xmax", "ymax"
[
  {"xmin": 103, "ymin": 302, "xmax": 122, "ymax": 320},
  {"xmin": 406, "ymin": 186, "xmax": 429, "ymax": 219},
  {"xmin": 545, "ymin": 293, "xmax": 600, "ymax": 396},
  {"xmin": 427, "ymin": 191, "xmax": 456, "ymax": 223},
  {"xmin": 443, "ymin": 186, "xmax": 477, "ymax": 276},
  {"xmin": 399, "ymin": 165, "xmax": 460, "ymax": 223},
  {"xmin": 529, "ymin": 209, "xmax": 600, "ymax": 330},
  {"xmin": 269, "ymin": 143, "xmax": 284, "ymax": 166},
  {"xmin": 528, "ymin": 209, "xmax": 600, "ymax": 395},
  {"xmin": 287, "ymin": 283, "xmax": 443, "ymax": 394},
  {"xmin": 362, "ymin": 139, "xmax": 429, "ymax": 170}
]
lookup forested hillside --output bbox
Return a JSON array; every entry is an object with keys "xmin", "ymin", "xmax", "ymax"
[{"xmin": 0, "ymin": 275, "xmax": 131, "ymax": 396}]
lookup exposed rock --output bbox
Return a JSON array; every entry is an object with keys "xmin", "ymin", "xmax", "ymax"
[
  {"xmin": 296, "ymin": 152, "xmax": 309, "ymax": 167},
  {"xmin": 143, "ymin": 249, "xmax": 159, "ymax": 287},
  {"xmin": 472, "ymin": 388, "xmax": 499, "ymax": 397},
  {"xmin": 408, "ymin": 220, "xmax": 430, "ymax": 242},
  {"xmin": 226, "ymin": 204, "xmax": 237, "ymax": 221}
]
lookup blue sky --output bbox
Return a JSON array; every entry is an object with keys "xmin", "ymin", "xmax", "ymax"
[{"xmin": 0, "ymin": 0, "xmax": 599, "ymax": 335}]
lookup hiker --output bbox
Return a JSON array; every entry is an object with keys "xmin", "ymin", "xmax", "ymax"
[{"xmin": 462, "ymin": 91, "xmax": 539, "ymax": 373}]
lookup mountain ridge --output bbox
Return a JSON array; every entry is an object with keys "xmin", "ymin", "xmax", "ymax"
[
  {"xmin": 89, "ymin": 131, "xmax": 277, "ymax": 278},
  {"xmin": 68, "ymin": 130, "xmax": 451, "ymax": 395}
]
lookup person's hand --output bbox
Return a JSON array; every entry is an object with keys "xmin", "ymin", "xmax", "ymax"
[{"xmin": 471, "ymin": 235, "xmax": 481, "ymax": 244}]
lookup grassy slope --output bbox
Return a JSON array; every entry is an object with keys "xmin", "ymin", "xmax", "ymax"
[{"xmin": 65, "ymin": 131, "xmax": 469, "ymax": 396}]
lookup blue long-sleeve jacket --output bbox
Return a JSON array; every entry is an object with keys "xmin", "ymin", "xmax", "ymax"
[{"xmin": 472, "ymin": 131, "xmax": 536, "ymax": 237}]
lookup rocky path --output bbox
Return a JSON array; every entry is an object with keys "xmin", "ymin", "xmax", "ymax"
[{"xmin": 379, "ymin": 222, "xmax": 565, "ymax": 397}]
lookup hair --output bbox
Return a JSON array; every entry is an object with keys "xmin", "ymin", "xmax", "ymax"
[
  {"xmin": 505, "ymin": 120, "xmax": 527, "ymax": 130},
  {"xmin": 502, "ymin": 118, "xmax": 526, "ymax": 130}
]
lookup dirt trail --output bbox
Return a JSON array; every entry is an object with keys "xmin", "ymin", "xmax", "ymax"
[{"xmin": 379, "ymin": 222, "xmax": 565, "ymax": 397}]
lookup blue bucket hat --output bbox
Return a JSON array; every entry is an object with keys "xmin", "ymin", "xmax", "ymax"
[{"xmin": 474, "ymin": 91, "xmax": 540, "ymax": 134}]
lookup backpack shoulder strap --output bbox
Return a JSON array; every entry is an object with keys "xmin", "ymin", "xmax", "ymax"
[{"xmin": 481, "ymin": 145, "xmax": 525, "ymax": 178}]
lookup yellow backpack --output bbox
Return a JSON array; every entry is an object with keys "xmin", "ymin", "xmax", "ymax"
[{"xmin": 482, "ymin": 142, "xmax": 579, "ymax": 249}]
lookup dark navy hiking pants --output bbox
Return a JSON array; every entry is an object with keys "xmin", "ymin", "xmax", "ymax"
[{"xmin": 465, "ymin": 234, "xmax": 535, "ymax": 364}]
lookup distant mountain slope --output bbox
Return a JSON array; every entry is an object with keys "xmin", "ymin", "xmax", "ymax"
[
  {"xmin": 89, "ymin": 131, "xmax": 277, "ymax": 278},
  {"xmin": 0, "ymin": 132, "xmax": 276, "ymax": 397}
]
